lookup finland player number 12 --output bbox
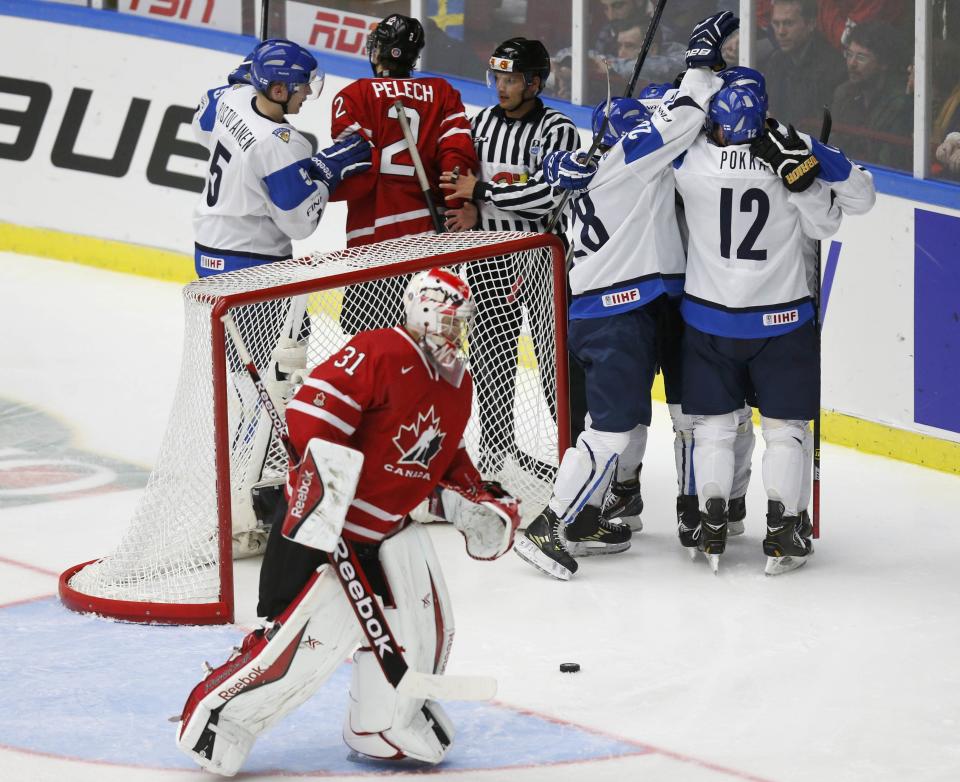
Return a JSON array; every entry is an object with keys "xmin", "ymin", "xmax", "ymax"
[{"xmin": 719, "ymin": 186, "xmax": 769, "ymax": 261}]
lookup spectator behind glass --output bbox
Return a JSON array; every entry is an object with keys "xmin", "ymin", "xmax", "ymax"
[
  {"xmin": 831, "ymin": 20, "xmax": 912, "ymax": 169},
  {"xmin": 610, "ymin": 15, "xmax": 685, "ymax": 91},
  {"xmin": 762, "ymin": 0, "xmax": 846, "ymax": 132},
  {"xmin": 817, "ymin": 0, "xmax": 908, "ymax": 49},
  {"xmin": 921, "ymin": 40, "xmax": 960, "ymax": 180},
  {"xmin": 551, "ymin": 0, "xmax": 647, "ymax": 102}
]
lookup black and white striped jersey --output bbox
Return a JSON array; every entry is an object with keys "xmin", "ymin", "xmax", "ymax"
[{"xmin": 470, "ymin": 99, "xmax": 579, "ymax": 234}]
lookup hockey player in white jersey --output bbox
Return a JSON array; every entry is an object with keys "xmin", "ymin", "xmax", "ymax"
[
  {"xmin": 673, "ymin": 83, "xmax": 846, "ymax": 574},
  {"xmin": 192, "ymin": 40, "xmax": 372, "ymax": 557},
  {"xmin": 192, "ymin": 39, "xmax": 371, "ymax": 277},
  {"xmin": 512, "ymin": 12, "xmax": 738, "ymax": 581}
]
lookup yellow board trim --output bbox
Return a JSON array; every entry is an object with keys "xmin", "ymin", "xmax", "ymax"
[
  {"xmin": 0, "ymin": 222, "xmax": 194, "ymax": 284},
  {"xmin": 4, "ymin": 222, "xmax": 959, "ymax": 476}
]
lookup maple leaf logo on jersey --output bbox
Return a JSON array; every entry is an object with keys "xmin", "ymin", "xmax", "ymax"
[{"xmin": 393, "ymin": 407, "xmax": 446, "ymax": 469}]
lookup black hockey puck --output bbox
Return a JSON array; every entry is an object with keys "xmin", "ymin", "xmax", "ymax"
[{"xmin": 559, "ymin": 662, "xmax": 580, "ymax": 673}]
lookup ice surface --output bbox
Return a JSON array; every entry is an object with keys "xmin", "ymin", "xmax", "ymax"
[{"xmin": 1, "ymin": 254, "xmax": 959, "ymax": 782}]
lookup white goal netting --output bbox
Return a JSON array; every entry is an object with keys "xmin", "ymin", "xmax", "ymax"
[{"xmin": 61, "ymin": 232, "xmax": 566, "ymax": 623}]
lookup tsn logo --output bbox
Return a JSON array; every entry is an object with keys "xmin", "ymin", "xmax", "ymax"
[
  {"xmin": 309, "ymin": 10, "xmax": 378, "ymax": 56},
  {"xmin": 126, "ymin": 0, "xmax": 216, "ymax": 25}
]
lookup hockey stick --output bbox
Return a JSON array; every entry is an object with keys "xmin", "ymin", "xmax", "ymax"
[
  {"xmin": 221, "ymin": 312, "xmax": 496, "ymax": 702},
  {"xmin": 812, "ymin": 106, "xmax": 831, "ymax": 540},
  {"xmin": 544, "ymin": 0, "xmax": 670, "ymax": 233},
  {"xmin": 393, "ymin": 100, "xmax": 445, "ymax": 233},
  {"xmin": 259, "ymin": 0, "xmax": 269, "ymax": 41}
]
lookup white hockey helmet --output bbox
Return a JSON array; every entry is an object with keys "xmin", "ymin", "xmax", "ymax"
[{"xmin": 403, "ymin": 268, "xmax": 475, "ymax": 369}]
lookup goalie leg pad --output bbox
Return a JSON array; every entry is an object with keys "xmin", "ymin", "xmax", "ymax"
[
  {"xmin": 343, "ymin": 525, "xmax": 455, "ymax": 763},
  {"xmin": 692, "ymin": 413, "xmax": 738, "ymax": 509},
  {"xmin": 176, "ymin": 565, "xmax": 361, "ymax": 776}
]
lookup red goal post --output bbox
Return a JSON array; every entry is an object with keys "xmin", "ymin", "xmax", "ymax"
[{"xmin": 59, "ymin": 231, "xmax": 569, "ymax": 625}]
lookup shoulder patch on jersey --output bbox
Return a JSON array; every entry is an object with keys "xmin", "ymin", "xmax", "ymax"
[{"xmin": 273, "ymin": 127, "xmax": 292, "ymax": 143}]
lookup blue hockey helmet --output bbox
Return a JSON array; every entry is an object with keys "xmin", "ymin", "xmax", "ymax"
[
  {"xmin": 638, "ymin": 82, "xmax": 674, "ymax": 111},
  {"xmin": 591, "ymin": 97, "xmax": 651, "ymax": 148},
  {"xmin": 707, "ymin": 85, "xmax": 765, "ymax": 145},
  {"xmin": 719, "ymin": 66, "xmax": 768, "ymax": 114},
  {"xmin": 251, "ymin": 39, "xmax": 324, "ymax": 100}
]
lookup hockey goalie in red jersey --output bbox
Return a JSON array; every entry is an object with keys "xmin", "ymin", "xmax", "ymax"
[
  {"xmin": 176, "ymin": 269, "xmax": 520, "ymax": 776},
  {"xmin": 330, "ymin": 13, "xmax": 479, "ymax": 247}
]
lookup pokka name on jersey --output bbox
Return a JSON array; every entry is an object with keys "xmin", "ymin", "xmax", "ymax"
[
  {"xmin": 762, "ymin": 308, "xmax": 799, "ymax": 326},
  {"xmin": 719, "ymin": 148, "xmax": 765, "ymax": 171},
  {"xmin": 216, "ymin": 102, "xmax": 256, "ymax": 151},
  {"xmin": 370, "ymin": 80, "xmax": 435, "ymax": 103}
]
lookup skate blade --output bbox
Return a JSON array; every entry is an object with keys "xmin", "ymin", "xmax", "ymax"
[
  {"xmin": 765, "ymin": 554, "xmax": 809, "ymax": 576},
  {"xmin": 706, "ymin": 553, "xmax": 720, "ymax": 574},
  {"xmin": 686, "ymin": 546, "xmax": 698, "ymax": 561},
  {"xmin": 513, "ymin": 538, "xmax": 574, "ymax": 581},
  {"xmin": 727, "ymin": 520, "xmax": 745, "ymax": 537},
  {"xmin": 565, "ymin": 540, "xmax": 631, "ymax": 557}
]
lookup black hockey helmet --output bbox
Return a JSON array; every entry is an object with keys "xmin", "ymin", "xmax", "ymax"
[
  {"xmin": 366, "ymin": 14, "xmax": 425, "ymax": 76},
  {"xmin": 488, "ymin": 38, "xmax": 551, "ymax": 93}
]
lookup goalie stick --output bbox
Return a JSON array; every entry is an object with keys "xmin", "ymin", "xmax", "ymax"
[
  {"xmin": 393, "ymin": 100, "xmax": 445, "ymax": 234},
  {"xmin": 545, "ymin": 0, "xmax": 670, "ymax": 233},
  {"xmin": 812, "ymin": 106, "xmax": 831, "ymax": 540},
  {"xmin": 221, "ymin": 312, "xmax": 496, "ymax": 702}
]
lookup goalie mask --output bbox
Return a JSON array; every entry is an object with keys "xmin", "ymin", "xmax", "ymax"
[{"xmin": 403, "ymin": 269, "xmax": 475, "ymax": 383}]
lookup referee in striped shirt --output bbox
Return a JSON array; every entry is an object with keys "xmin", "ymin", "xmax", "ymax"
[{"xmin": 440, "ymin": 37, "xmax": 584, "ymax": 481}]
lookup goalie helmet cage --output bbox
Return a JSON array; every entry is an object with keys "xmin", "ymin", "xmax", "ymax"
[{"xmin": 59, "ymin": 231, "xmax": 568, "ymax": 625}]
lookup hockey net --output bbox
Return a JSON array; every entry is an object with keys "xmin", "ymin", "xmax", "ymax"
[{"xmin": 59, "ymin": 232, "xmax": 568, "ymax": 624}]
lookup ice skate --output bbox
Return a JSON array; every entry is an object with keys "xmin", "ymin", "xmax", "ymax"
[
  {"xmin": 727, "ymin": 495, "xmax": 746, "ymax": 536},
  {"xmin": 514, "ymin": 507, "xmax": 578, "ymax": 580},
  {"xmin": 563, "ymin": 504, "xmax": 632, "ymax": 557},
  {"xmin": 698, "ymin": 498, "xmax": 728, "ymax": 574},
  {"xmin": 676, "ymin": 494, "xmax": 700, "ymax": 560},
  {"xmin": 601, "ymin": 468, "xmax": 644, "ymax": 531},
  {"xmin": 763, "ymin": 500, "xmax": 813, "ymax": 576}
]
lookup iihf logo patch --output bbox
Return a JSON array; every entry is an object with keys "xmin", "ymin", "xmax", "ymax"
[{"xmin": 273, "ymin": 128, "xmax": 291, "ymax": 143}]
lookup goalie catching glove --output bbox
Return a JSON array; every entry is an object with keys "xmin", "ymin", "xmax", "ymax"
[
  {"xmin": 430, "ymin": 480, "xmax": 520, "ymax": 561},
  {"xmin": 750, "ymin": 120, "xmax": 821, "ymax": 193}
]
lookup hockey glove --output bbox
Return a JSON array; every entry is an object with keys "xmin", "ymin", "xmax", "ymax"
[
  {"xmin": 686, "ymin": 11, "xmax": 740, "ymax": 71},
  {"xmin": 308, "ymin": 134, "xmax": 372, "ymax": 193},
  {"xmin": 750, "ymin": 121, "xmax": 821, "ymax": 193},
  {"xmin": 543, "ymin": 150, "xmax": 598, "ymax": 192},
  {"xmin": 431, "ymin": 480, "xmax": 521, "ymax": 561}
]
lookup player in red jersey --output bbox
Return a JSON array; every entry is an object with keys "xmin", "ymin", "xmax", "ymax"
[
  {"xmin": 331, "ymin": 14, "xmax": 480, "ymax": 333},
  {"xmin": 176, "ymin": 269, "xmax": 520, "ymax": 776},
  {"xmin": 331, "ymin": 14, "xmax": 478, "ymax": 247}
]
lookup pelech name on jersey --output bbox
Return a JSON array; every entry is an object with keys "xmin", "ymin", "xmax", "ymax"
[
  {"xmin": 370, "ymin": 80, "xmax": 435, "ymax": 103},
  {"xmin": 718, "ymin": 148, "xmax": 766, "ymax": 172},
  {"xmin": 216, "ymin": 101, "xmax": 256, "ymax": 152}
]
